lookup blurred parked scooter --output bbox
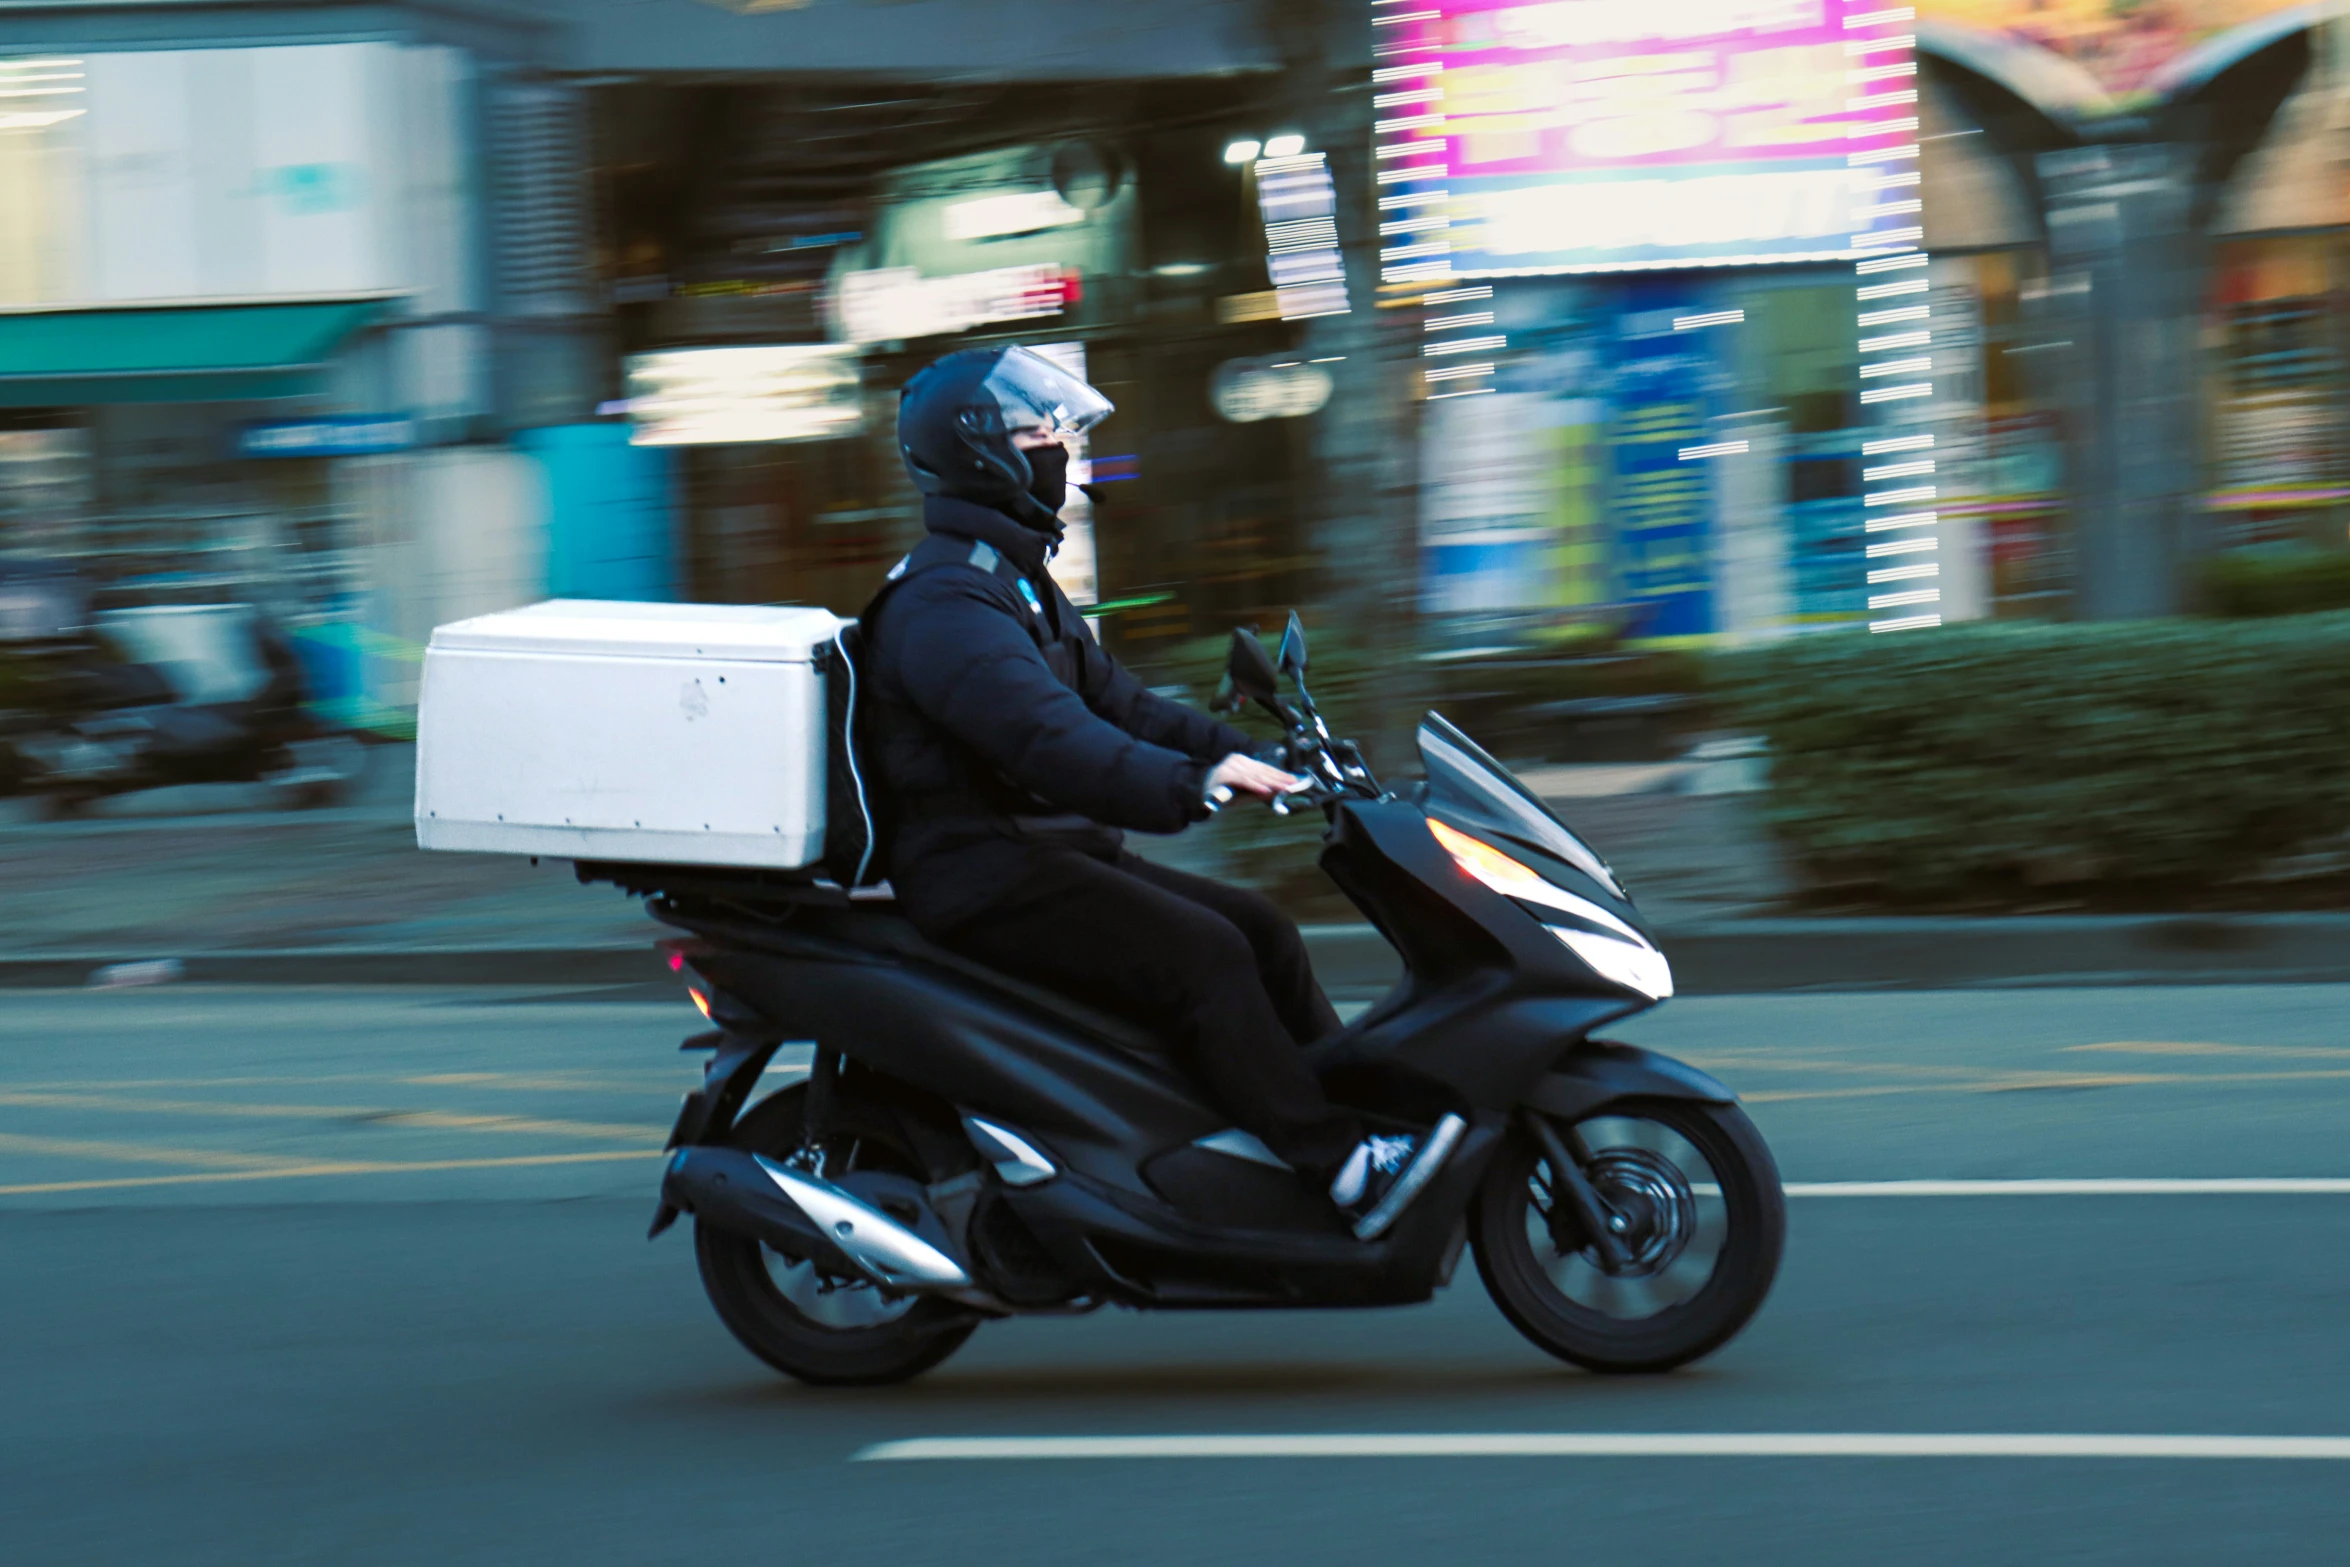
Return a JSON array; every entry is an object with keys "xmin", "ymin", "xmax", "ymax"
[{"xmin": 1, "ymin": 591, "xmax": 365, "ymax": 816}]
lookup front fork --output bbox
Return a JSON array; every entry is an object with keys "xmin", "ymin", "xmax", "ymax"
[{"xmin": 1521, "ymin": 1109, "xmax": 1635, "ymax": 1273}]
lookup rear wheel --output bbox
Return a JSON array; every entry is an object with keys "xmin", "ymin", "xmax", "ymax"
[
  {"xmin": 1472, "ymin": 1098, "xmax": 1784, "ymax": 1373},
  {"xmin": 693, "ymin": 1082, "xmax": 981, "ymax": 1386}
]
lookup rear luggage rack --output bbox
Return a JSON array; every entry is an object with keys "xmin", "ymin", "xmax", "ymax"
[{"xmin": 574, "ymin": 860, "xmax": 850, "ymax": 909}]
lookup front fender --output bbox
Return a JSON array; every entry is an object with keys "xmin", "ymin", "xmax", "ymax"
[{"xmin": 1525, "ymin": 1039, "xmax": 1736, "ymax": 1125}]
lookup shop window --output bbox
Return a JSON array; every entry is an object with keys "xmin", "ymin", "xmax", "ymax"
[{"xmin": 2206, "ymin": 237, "xmax": 2350, "ymax": 552}]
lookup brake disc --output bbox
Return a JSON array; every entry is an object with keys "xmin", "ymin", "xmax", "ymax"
[{"xmin": 1580, "ymin": 1147, "xmax": 1698, "ymax": 1279}]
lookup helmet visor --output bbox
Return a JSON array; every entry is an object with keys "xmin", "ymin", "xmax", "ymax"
[{"xmin": 975, "ymin": 346, "xmax": 1114, "ymax": 438}]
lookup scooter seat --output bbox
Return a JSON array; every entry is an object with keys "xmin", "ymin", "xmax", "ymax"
[
  {"xmin": 794, "ymin": 901, "xmax": 1173, "ymax": 1060},
  {"xmin": 604, "ymin": 865, "xmax": 1172, "ymax": 1061}
]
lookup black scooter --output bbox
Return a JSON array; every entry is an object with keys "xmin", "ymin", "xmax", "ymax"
[{"xmin": 597, "ymin": 615, "xmax": 1784, "ymax": 1385}]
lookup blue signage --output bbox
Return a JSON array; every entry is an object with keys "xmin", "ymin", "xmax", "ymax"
[
  {"xmin": 1606, "ymin": 283, "xmax": 1721, "ymax": 642},
  {"xmin": 239, "ymin": 416, "xmax": 415, "ymax": 460}
]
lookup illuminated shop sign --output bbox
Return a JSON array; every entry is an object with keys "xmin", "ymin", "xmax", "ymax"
[
  {"xmin": 942, "ymin": 190, "xmax": 1087, "ymax": 241},
  {"xmin": 1377, "ymin": 0, "xmax": 1925, "ymax": 275},
  {"xmin": 831, "ymin": 263, "xmax": 1080, "ymax": 345},
  {"xmin": 624, "ymin": 344, "xmax": 862, "ymax": 446},
  {"xmin": 1253, "ymin": 153, "xmax": 1351, "ymax": 319},
  {"xmin": 238, "ymin": 416, "xmax": 415, "ymax": 458}
]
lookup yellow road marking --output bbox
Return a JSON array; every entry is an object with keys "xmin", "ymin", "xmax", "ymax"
[
  {"xmin": 1746, "ymin": 1084, "xmax": 1961, "ymax": 1105},
  {"xmin": 0, "ymin": 1089, "xmax": 655, "ymax": 1140},
  {"xmin": 1690, "ymin": 1055, "xmax": 2056, "ymax": 1082},
  {"xmin": 0, "ymin": 1148, "xmax": 663, "ymax": 1197},
  {"xmin": 0, "ymin": 1072, "xmax": 676, "ymax": 1094},
  {"xmin": 401, "ymin": 1073, "xmax": 678, "ymax": 1091},
  {"xmin": 373, "ymin": 1108, "xmax": 657, "ymax": 1139},
  {"xmin": 2064, "ymin": 1041, "xmax": 2350, "ymax": 1061},
  {"xmin": 0, "ymin": 1130, "xmax": 313, "ymax": 1171},
  {"xmin": 1749, "ymin": 1065, "xmax": 2350, "ymax": 1104},
  {"xmin": 1978, "ymin": 1072, "xmax": 2176, "ymax": 1092}
]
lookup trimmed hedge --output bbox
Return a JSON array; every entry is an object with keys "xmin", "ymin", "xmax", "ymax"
[
  {"xmin": 1715, "ymin": 613, "xmax": 2350, "ymax": 905},
  {"xmin": 2202, "ymin": 547, "xmax": 2350, "ymax": 618}
]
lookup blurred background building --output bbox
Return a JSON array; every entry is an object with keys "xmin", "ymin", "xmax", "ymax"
[{"xmin": 4, "ymin": 0, "xmax": 2350, "ymax": 730}]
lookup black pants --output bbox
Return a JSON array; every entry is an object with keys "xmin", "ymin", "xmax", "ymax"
[{"xmin": 929, "ymin": 849, "xmax": 1363, "ymax": 1177}]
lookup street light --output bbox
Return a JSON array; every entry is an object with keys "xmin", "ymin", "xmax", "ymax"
[
  {"xmin": 1263, "ymin": 133, "xmax": 1306, "ymax": 158},
  {"xmin": 1223, "ymin": 138, "xmax": 1262, "ymax": 164}
]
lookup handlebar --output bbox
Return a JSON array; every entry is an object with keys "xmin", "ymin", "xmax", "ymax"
[{"xmin": 1208, "ymin": 619, "xmax": 1384, "ymax": 812}]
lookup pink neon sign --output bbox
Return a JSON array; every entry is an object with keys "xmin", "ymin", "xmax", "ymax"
[{"xmin": 1375, "ymin": 0, "xmax": 1924, "ymax": 275}]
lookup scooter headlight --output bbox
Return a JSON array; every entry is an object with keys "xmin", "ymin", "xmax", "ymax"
[
  {"xmin": 1427, "ymin": 818, "xmax": 1671, "ymax": 1000},
  {"xmin": 1548, "ymin": 926, "xmax": 1674, "ymax": 1002}
]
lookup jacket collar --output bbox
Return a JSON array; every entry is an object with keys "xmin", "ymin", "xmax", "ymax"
[{"xmin": 922, "ymin": 494, "xmax": 1056, "ymax": 579}]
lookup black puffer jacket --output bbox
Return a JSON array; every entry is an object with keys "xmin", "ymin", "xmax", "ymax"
[{"xmin": 864, "ymin": 495, "xmax": 1250, "ymax": 931}]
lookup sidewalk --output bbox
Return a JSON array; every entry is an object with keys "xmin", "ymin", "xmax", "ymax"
[
  {"xmin": 8, "ymin": 747, "xmax": 2350, "ymax": 993},
  {"xmin": 0, "ymin": 747, "xmax": 659, "ymax": 965}
]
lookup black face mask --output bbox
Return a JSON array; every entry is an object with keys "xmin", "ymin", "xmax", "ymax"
[{"xmin": 1023, "ymin": 443, "xmax": 1070, "ymax": 517}]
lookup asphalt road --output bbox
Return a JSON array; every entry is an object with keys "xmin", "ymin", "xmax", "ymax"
[{"xmin": 8, "ymin": 983, "xmax": 2350, "ymax": 1565}]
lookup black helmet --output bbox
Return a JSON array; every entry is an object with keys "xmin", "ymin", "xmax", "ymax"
[{"xmin": 897, "ymin": 346, "xmax": 1113, "ymax": 529}]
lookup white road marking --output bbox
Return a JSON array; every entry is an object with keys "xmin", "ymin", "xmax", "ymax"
[
  {"xmin": 856, "ymin": 1432, "xmax": 2350, "ymax": 1463},
  {"xmin": 1787, "ymin": 1179, "xmax": 2350, "ymax": 1197}
]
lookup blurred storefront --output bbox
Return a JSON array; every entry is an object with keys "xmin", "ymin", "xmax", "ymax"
[
  {"xmin": 1912, "ymin": 0, "xmax": 2350, "ymax": 613},
  {"xmin": 1391, "ymin": 0, "xmax": 1995, "ymax": 646},
  {"xmin": 0, "ymin": 9, "xmax": 610, "ymax": 728},
  {"xmin": 0, "ymin": 30, "xmax": 480, "ymax": 726},
  {"xmin": 2196, "ymin": 17, "xmax": 2350, "ymax": 555},
  {"xmin": 2203, "ymin": 237, "xmax": 2350, "ymax": 549},
  {"xmin": 1398, "ymin": 0, "xmax": 2350, "ymax": 643},
  {"xmin": 586, "ymin": 74, "xmax": 1359, "ymax": 650},
  {"xmin": 11, "ymin": 0, "xmax": 2347, "ymax": 711}
]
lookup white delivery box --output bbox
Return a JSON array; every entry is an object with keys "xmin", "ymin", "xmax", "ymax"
[{"xmin": 415, "ymin": 599, "xmax": 844, "ymax": 868}]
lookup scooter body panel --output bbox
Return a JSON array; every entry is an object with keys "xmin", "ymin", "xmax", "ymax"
[
  {"xmin": 689, "ymin": 939, "xmax": 1223, "ymax": 1200},
  {"xmin": 1529, "ymin": 1041, "xmax": 1739, "ymax": 1124}
]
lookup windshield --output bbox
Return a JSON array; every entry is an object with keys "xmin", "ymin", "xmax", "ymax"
[{"xmin": 1417, "ymin": 713, "xmax": 1626, "ymax": 900}]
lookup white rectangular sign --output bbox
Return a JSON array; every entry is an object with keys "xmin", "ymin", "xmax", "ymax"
[{"xmin": 625, "ymin": 344, "xmax": 863, "ymax": 446}]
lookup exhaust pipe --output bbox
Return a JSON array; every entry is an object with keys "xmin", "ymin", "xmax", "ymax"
[{"xmin": 660, "ymin": 1146, "xmax": 970, "ymax": 1291}]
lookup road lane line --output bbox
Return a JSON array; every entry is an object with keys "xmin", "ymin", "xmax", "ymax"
[
  {"xmin": 0, "ymin": 1130, "xmax": 311, "ymax": 1171},
  {"xmin": 0, "ymin": 1073, "xmax": 676, "ymax": 1094},
  {"xmin": 1787, "ymin": 1179, "xmax": 2350, "ymax": 1196},
  {"xmin": 1750, "ymin": 1066, "xmax": 2350, "ymax": 1104},
  {"xmin": 855, "ymin": 1433, "xmax": 2350, "ymax": 1463},
  {"xmin": 0, "ymin": 1089, "xmax": 655, "ymax": 1140},
  {"xmin": 2064, "ymin": 1041, "xmax": 2350, "ymax": 1060},
  {"xmin": 0, "ymin": 1148, "xmax": 661, "ymax": 1197}
]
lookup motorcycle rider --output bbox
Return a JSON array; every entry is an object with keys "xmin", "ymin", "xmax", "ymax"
[{"xmin": 861, "ymin": 346, "xmax": 1442, "ymax": 1226}]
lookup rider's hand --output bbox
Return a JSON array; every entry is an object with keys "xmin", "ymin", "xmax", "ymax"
[{"xmin": 1205, "ymin": 753, "xmax": 1304, "ymax": 803}]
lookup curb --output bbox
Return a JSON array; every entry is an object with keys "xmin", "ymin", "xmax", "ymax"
[
  {"xmin": 11, "ymin": 914, "xmax": 2350, "ymax": 993},
  {"xmin": 1669, "ymin": 913, "xmax": 2350, "ymax": 993},
  {"xmin": 1, "ymin": 947, "xmax": 676, "ymax": 991},
  {"xmin": 1305, "ymin": 915, "xmax": 2350, "ymax": 993}
]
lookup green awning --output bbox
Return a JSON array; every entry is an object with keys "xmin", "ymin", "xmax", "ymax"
[{"xmin": 0, "ymin": 298, "xmax": 393, "ymax": 407}]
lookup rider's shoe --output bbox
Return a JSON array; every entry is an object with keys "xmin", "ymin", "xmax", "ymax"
[{"xmin": 1329, "ymin": 1128, "xmax": 1451, "ymax": 1241}]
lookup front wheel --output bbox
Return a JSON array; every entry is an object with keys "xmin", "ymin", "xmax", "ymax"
[{"xmin": 1471, "ymin": 1097, "xmax": 1784, "ymax": 1374}]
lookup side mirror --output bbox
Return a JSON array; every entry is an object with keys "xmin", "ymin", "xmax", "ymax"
[
  {"xmin": 1277, "ymin": 611, "xmax": 1308, "ymax": 680},
  {"xmin": 1210, "ymin": 671, "xmax": 1242, "ymax": 715},
  {"xmin": 1224, "ymin": 626, "xmax": 1281, "ymax": 708}
]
